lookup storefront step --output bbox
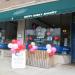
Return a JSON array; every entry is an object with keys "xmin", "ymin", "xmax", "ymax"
[
  {"xmin": 0, "ymin": 49, "xmax": 11, "ymax": 58},
  {"xmin": 54, "ymin": 55, "xmax": 71, "ymax": 65}
]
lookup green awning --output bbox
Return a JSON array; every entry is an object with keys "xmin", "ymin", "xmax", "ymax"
[{"xmin": 0, "ymin": 0, "xmax": 75, "ymax": 21}]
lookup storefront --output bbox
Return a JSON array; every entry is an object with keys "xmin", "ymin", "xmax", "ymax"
[
  {"xmin": 0, "ymin": 21, "xmax": 17, "ymax": 49},
  {"xmin": 0, "ymin": 0, "xmax": 75, "ymax": 67},
  {"xmin": 25, "ymin": 14, "xmax": 71, "ymax": 68},
  {"xmin": 25, "ymin": 14, "xmax": 71, "ymax": 54}
]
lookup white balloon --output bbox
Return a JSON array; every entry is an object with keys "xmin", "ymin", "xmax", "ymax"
[
  {"xmin": 8, "ymin": 43, "xmax": 13, "ymax": 48},
  {"xmin": 46, "ymin": 44, "xmax": 51, "ymax": 49},
  {"xmin": 31, "ymin": 42, "xmax": 35, "ymax": 46}
]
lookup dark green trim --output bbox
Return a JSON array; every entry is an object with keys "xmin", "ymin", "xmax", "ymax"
[{"xmin": 0, "ymin": 0, "xmax": 75, "ymax": 21}]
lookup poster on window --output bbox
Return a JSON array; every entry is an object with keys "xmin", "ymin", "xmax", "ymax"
[{"xmin": 36, "ymin": 26, "xmax": 46, "ymax": 38}]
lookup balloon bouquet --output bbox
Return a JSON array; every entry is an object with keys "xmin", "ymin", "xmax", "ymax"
[
  {"xmin": 8, "ymin": 39, "xmax": 25, "ymax": 55},
  {"xmin": 46, "ymin": 44, "xmax": 57, "ymax": 57},
  {"xmin": 8, "ymin": 39, "xmax": 26, "ymax": 68},
  {"xmin": 28, "ymin": 42, "xmax": 38, "ymax": 53}
]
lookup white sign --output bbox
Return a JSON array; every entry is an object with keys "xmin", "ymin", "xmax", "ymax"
[
  {"xmin": 11, "ymin": 50, "xmax": 26, "ymax": 68},
  {"xmin": 25, "ymin": 29, "xmax": 35, "ymax": 35},
  {"xmin": 17, "ymin": 33, "xmax": 22, "ymax": 38}
]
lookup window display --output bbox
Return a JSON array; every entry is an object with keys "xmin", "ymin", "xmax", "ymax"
[
  {"xmin": 25, "ymin": 23, "xmax": 70, "ymax": 54},
  {"xmin": 0, "ymin": 22, "xmax": 17, "ymax": 49}
]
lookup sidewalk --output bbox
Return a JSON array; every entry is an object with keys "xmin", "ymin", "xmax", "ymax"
[{"xmin": 0, "ymin": 57, "xmax": 75, "ymax": 75}]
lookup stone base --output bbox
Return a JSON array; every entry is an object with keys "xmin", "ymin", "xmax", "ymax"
[
  {"xmin": 54, "ymin": 55, "xmax": 71, "ymax": 65},
  {"xmin": 0, "ymin": 49, "xmax": 11, "ymax": 58}
]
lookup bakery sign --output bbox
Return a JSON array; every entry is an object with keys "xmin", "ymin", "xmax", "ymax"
[{"xmin": 24, "ymin": 11, "xmax": 57, "ymax": 18}]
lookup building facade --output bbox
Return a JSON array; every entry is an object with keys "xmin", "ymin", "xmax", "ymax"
[{"xmin": 0, "ymin": 0, "xmax": 75, "ymax": 68}]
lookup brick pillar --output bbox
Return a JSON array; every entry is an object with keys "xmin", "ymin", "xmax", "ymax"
[{"xmin": 17, "ymin": 20, "xmax": 25, "ymax": 44}]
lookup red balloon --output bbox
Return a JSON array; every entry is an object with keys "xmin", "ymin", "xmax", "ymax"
[
  {"xmin": 28, "ymin": 44, "xmax": 32, "ymax": 49},
  {"xmin": 29, "ymin": 36, "xmax": 33, "ymax": 40},
  {"xmin": 48, "ymin": 51, "xmax": 55, "ymax": 57},
  {"xmin": 12, "ymin": 39, "xmax": 17, "ymax": 44},
  {"xmin": 18, "ymin": 45, "xmax": 25, "ymax": 50},
  {"xmin": 47, "ymin": 32, "xmax": 51, "ymax": 36},
  {"xmin": 16, "ymin": 46, "xmax": 24, "ymax": 53},
  {"xmin": 26, "ymin": 37, "xmax": 28, "ymax": 41},
  {"xmin": 16, "ymin": 48, "xmax": 21, "ymax": 53},
  {"xmin": 53, "ymin": 36, "xmax": 60, "ymax": 40}
]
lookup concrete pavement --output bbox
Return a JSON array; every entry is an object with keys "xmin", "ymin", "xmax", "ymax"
[{"xmin": 0, "ymin": 57, "xmax": 75, "ymax": 75}]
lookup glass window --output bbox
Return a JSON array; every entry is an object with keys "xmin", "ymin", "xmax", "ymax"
[{"xmin": 25, "ymin": 19, "xmax": 70, "ymax": 54}]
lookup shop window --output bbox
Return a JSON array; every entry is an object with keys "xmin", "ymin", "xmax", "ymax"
[
  {"xmin": 25, "ymin": 20, "xmax": 70, "ymax": 54},
  {"xmin": 0, "ymin": 22, "xmax": 17, "ymax": 49}
]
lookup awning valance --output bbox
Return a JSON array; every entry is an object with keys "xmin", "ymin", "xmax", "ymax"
[{"xmin": 0, "ymin": 0, "xmax": 75, "ymax": 21}]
